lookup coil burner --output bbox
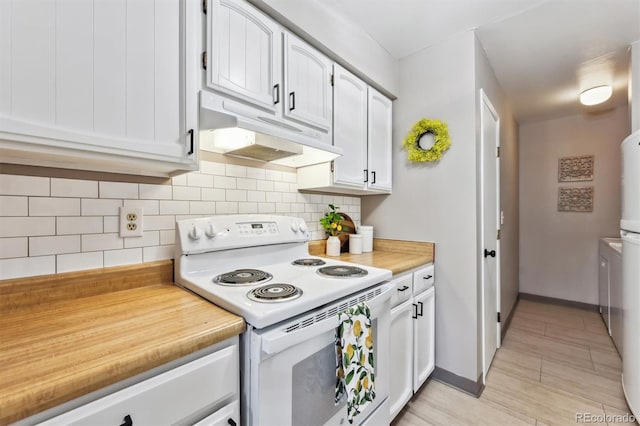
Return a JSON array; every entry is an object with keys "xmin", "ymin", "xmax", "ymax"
[
  {"xmin": 213, "ymin": 269, "xmax": 273, "ymax": 286},
  {"xmin": 247, "ymin": 284, "xmax": 303, "ymax": 303},
  {"xmin": 317, "ymin": 265, "xmax": 368, "ymax": 278},
  {"xmin": 292, "ymin": 258, "xmax": 327, "ymax": 267}
]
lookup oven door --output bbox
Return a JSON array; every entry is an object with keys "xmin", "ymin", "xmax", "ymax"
[{"xmin": 246, "ymin": 284, "xmax": 391, "ymax": 426}]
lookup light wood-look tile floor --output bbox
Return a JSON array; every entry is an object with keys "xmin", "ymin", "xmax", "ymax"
[{"xmin": 393, "ymin": 299, "xmax": 637, "ymax": 426}]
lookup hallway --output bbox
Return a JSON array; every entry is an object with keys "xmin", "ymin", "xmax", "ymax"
[{"xmin": 393, "ymin": 299, "xmax": 636, "ymax": 425}]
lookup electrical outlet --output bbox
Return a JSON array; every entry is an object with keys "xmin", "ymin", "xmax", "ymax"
[{"xmin": 120, "ymin": 206, "xmax": 143, "ymax": 237}]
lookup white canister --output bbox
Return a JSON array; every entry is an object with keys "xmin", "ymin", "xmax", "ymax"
[
  {"xmin": 349, "ymin": 234, "xmax": 363, "ymax": 254},
  {"xmin": 358, "ymin": 226, "xmax": 373, "ymax": 253}
]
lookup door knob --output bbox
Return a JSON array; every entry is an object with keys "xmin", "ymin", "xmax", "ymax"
[{"xmin": 484, "ymin": 249, "xmax": 496, "ymax": 258}]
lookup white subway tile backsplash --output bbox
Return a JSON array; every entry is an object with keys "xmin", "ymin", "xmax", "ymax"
[
  {"xmin": 172, "ymin": 186, "xmax": 201, "ymax": 201},
  {"xmin": 144, "ymin": 215, "xmax": 176, "ymax": 231},
  {"xmin": 143, "ymin": 245, "xmax": 174, "ymax": 262},
  {"xmin": 159, "ymin": 201, "xmax": 190, "ymax": 215},
  {"xmin": 0, "ymin": 196, "xmax": 28, "ymax": 216},
  {"xmin": 124, "ymin": 231, "xmax": 160, "ymax": 248},
  {"xmin": 0, "ymin": 217, "xmax": 55, "ymax": 237},
  {"xmin": 57, "ymin": 251, "xmax": 103, "ymax": 273},
  {"xmin": 104, "ymin": 248, "xmax": 143, "ymax": 267},
  {"xmin": 139, "ymin": 184, "xmax": 172, "ymax": 200},
  {"xmin": 189, "ymin": 201, "xmax": 215, "ymax": 215},
  {"xmin": 187, "ymin": 173, "xmax": 214, "ymax": 188},
  {"xmin": 57, "ymin": 216, "xmax": 103, "ymax": 235},
  {"xmin": 29, "ymin": 197, "xmax": 80, "ymax": 216},
  {"xmin": 30, "ymin": 235, "xmax": 80, "ymax": 256},
  {"xmin": 82, "ymin": 199, "xmax": 122, "ymax": 216},
  {"xmin": 51, "ymin": 178, "xmax": 98, "ymax": 198},
  {"xmin": 226, "ymin": 189, "xmax": 247, "ymax": 202},
  {"xmin": 100, "ymin": 182, "xmax": 138, "ymax": 199},
  {"xmin": 0, "ymin": 255, "xmax": 55, "ymax": 279},
  {"xmin": 124, "ymin": 199, "xmax": 159, "ymax": 215},
  {"xmin": 216, "ymin": 202, "xmax": 238, "ymax": 214},
  {"xmin": 225, "ymin": 164, "xmax": 246, "ymax": 178},
  {"xmin": 82, "ymin": 233, "xmax": 123, "ymax": 252},
  {"xmin": 214, "ymin": 176, "xmax": 236, "ymax": 189},
  {"xmin": 0, "ymin": 161, "xmax": 360, "ymax": 278},
  {"xmin": 0, "ymin": 175, "xmax": 49, "ymax": 196},
  {"xmin": 0, "ymin": 237, "xmax": 28, "ymax": 259},
  {"xmin": 201, "ymin": 188, "xmax": 226, "ymax": 201}
]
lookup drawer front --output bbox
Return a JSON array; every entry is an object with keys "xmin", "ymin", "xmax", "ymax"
[
  {"xmin": 413, "ymin": 264, "xmax": 434, "ymax": 295},
  {"xmin": 193, "ymin": 400, "xmax": 239, "ymax": 426},
  {"xmin": 41, "ymin": 343, "xmax": 239, "ymax": 426},
  {"xmin": 389, "ymin": 274, "xmax": 413, "ymax": 308}
]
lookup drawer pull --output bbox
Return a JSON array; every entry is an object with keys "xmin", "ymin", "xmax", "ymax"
[
  {"xmin": 120, "ymin": 415, "xmax": 133, "ymax": 426},
  {"xmin": 423, "ymin": 275, "xmax": 433, "ymax": 280},
  {"xmin": 228, "ymin": 419, "xmax": 237, "ymax": 426},
  {"xmin": 398, "ymin": 285, "xmax": 409, "ymax": 292}
]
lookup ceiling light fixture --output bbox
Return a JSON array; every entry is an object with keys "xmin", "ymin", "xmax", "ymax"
[{"xmin": 579, "ymin": 85, "xmax": 612, "ymax": 106}]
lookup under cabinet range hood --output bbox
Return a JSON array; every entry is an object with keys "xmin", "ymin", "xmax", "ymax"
[{"xmin": 199, "ymin": 91, "xmax": 341, "ymax": 168}]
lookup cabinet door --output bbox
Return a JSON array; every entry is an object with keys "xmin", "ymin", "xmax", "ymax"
[
  {"xmin": 284, "ymin": 33, "xmax": 333, "ymax": 132},
  {"xmin": 413, "ymin": 286, "xmax": 435, "ymax": 391},
  {"xmin": 0, "ymin": 0, "xmax": 198, "ymax": 176},
  {"xmin": 598, "ymin": 255, "xmax": 611, "ymax": 334},
  {"xmin": 389, "ymin": 299, "xmax": 414, "ymax": 421},
  {"xmin": 207, "ymin": 0, "xmax": 282, "ymax": 112},
  {"xmin": 610, "ymin": 251, "xmax": 623, "ymax": 353},
  {"xmin": 367, "ymin": 87, "xmax": 393, "ymax": 191},
  {"xmin": 332, "ymin": 64, "xmax": 368, "ymax": 188}
]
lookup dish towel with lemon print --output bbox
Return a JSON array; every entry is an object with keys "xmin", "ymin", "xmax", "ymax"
[{"xmin": 335, "ymin": 302, "xmax": 375, "ymax": 423}]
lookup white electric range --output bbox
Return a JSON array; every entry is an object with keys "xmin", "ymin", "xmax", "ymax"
[{"xmin": 175, "ymin": 214, "xmax": 393, "ymax": 426}]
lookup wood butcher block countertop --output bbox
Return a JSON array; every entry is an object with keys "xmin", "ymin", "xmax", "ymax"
[
  {"xmin": 309, "ymin": 238, "xmax": 435, "ymax": 275},
  {"xmin": 0, "ymin": 261, "xmax": 245, "ymax": 424}
]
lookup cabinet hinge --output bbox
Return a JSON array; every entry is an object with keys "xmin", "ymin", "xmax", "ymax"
[
  {"xmin": 330, "ymin": 160, "xmax": 334, "ymax": 173},
  {"xmin": 202, "ymin": 51, "xmax": 207, "ymax": 70},
  {"xmin": 497, "ymin": 146, "xmax": 501, "ymax": 158},
  {"xmin": 497, "ymin": 312, "xmax": 501, "ymax": 323},
  {"xmin": 330, "ymin": 74, "xmax": 334, "ymax": 87},
  {"xmin": 202, "ymin": 0, "xmax": 207, "ymax": 14},
  {"xmin": 497, "ymin": 229, "xmax": 501, "ymax": 240}
]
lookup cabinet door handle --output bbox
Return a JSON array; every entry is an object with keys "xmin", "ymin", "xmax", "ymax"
[
  {"xmin": 289, "ymin": 92, "xmax": 296, "ymax": 111},
  {"xmin": 412, "ymin": 303, "xmax": 418, "ymax": 319},
  {"xmin": 228, "ymin": 419, "xmax": 237, "ymax": 426},
  {"xmin": 423, "ymin": 275, "xmax": 433, "ymax": 280},
  {"xmin": 120, "ymin": 415, "xmax": 133, "ymax": 426},
  {"xmin": 187, "ymin": 129, "xmax": 194, "ymax": 155},
  {"xmin": 273, "ymin": 84, "xmax": 280, "ymax": 105},
  {"xmin": 417, "ymin": 301, "xmax": 424, "ymax": 316},
  {"xmin": 398, "ymin": 285, "xmax": 409, "ymax": 292},
  {"xmin": 371, "ymin": 171, "xmax": 376, "ymax": 184},
  {"xmin": 364, "ymin": 169, "xmax": 368, "ymax": 183}
]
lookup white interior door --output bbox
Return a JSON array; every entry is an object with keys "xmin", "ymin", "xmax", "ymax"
[{"xmin": 480, "ymin": 89, "xmax": 500, "ymax": 384}]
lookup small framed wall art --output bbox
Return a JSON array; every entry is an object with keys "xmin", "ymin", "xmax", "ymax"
[
  {"xmin": 558, "ymin": 155, "xmax": 594, "ymax": 182},
  {"xmin": 558, "ymin": 187, "xmax": 594, "ymax": 212}
]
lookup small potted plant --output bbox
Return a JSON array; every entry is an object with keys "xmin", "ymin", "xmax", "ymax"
[{"xmin": 320, "ymin": 204, "xmax": 344, "ymax": 256}]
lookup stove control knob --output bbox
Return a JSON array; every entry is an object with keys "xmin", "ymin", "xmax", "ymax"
[
  {"xmin": 204, "ymin": 224, "xmax": 217, "ymax": 239},
  {"xmin": 298, "ymin": 221, "xmax": 308, "ymax": 233},
  {"xmin": 290, "ymin": 222, "xmax": 299, "ymax": 233},
  {"xmin": 188, "ymin": 225, "xmax": 203, "ymax": 240}
]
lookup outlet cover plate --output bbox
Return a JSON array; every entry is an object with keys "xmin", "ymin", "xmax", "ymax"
[{"xmin": 119, "ymin": 206, "xmax": 143, "ymax": 237}]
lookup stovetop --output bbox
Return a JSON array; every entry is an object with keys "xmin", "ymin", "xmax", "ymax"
[{"xmin": 174, "ymin": 215, "xmax": 392, "ymax": 329}]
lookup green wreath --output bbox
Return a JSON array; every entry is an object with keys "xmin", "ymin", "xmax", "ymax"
[{"xmin": 403, "ymin": 119, "xmax": 451, "ymax": 162}]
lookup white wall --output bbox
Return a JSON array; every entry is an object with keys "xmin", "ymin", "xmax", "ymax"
[
  {"xmin": 0, "ymin": 160, "xmax": 360, "ymax": 280},
  {"xmin": 362, "ymin": 31, "xmax": 480, "ymax": 382},
  {"xmin": 519, "ymin": 106, "xmax": 629, "ymax": 304},
  {"xmin": 631, "ymin": 41, "xmax": 640, "ymax": 133},
  {"xmin": 248, "ymin": 0, "xmax": 399, "ymax": 97}
]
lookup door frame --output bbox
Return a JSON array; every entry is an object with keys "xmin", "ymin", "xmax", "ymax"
[{"xmin": 479, "ymin": 88, "xmax": 501, "ymax": 384}]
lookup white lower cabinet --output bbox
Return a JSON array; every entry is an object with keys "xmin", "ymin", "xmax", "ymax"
[
  {"xmin": 38, "ymin": 338, "xmax": 240, "ymax": 426},
  {"xmin": 389, "ymin": 264, "xmax": 435, "ymax": 421}
]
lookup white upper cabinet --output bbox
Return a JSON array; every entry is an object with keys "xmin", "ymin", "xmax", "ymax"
[
  {"xmin": 283, "ymin": 33, "xmax": 333, "ymax": 132},
  {"xmin": 0, "ymin": 0, "xmax": 199, "ymax": 177},
  {"xmin": 367, "ymin": 87, "xmax": 393, "ymax": 192},
  {"xmin": 332, "ymin": 64, "xmax": 368, "ymax": 188},
  {"xmin": 207, "ymin": 0, "xmax": 282, "ymax": 112}
]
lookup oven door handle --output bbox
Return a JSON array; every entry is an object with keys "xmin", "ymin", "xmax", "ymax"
[{"xmin": 260, "ymin": 283, "xmax": 393, "ymax": 356}]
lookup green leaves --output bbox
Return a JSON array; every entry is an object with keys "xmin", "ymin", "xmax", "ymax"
[{"xmin": 319, "ymin": 204, "xmax": 344, "ymax": 236}]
